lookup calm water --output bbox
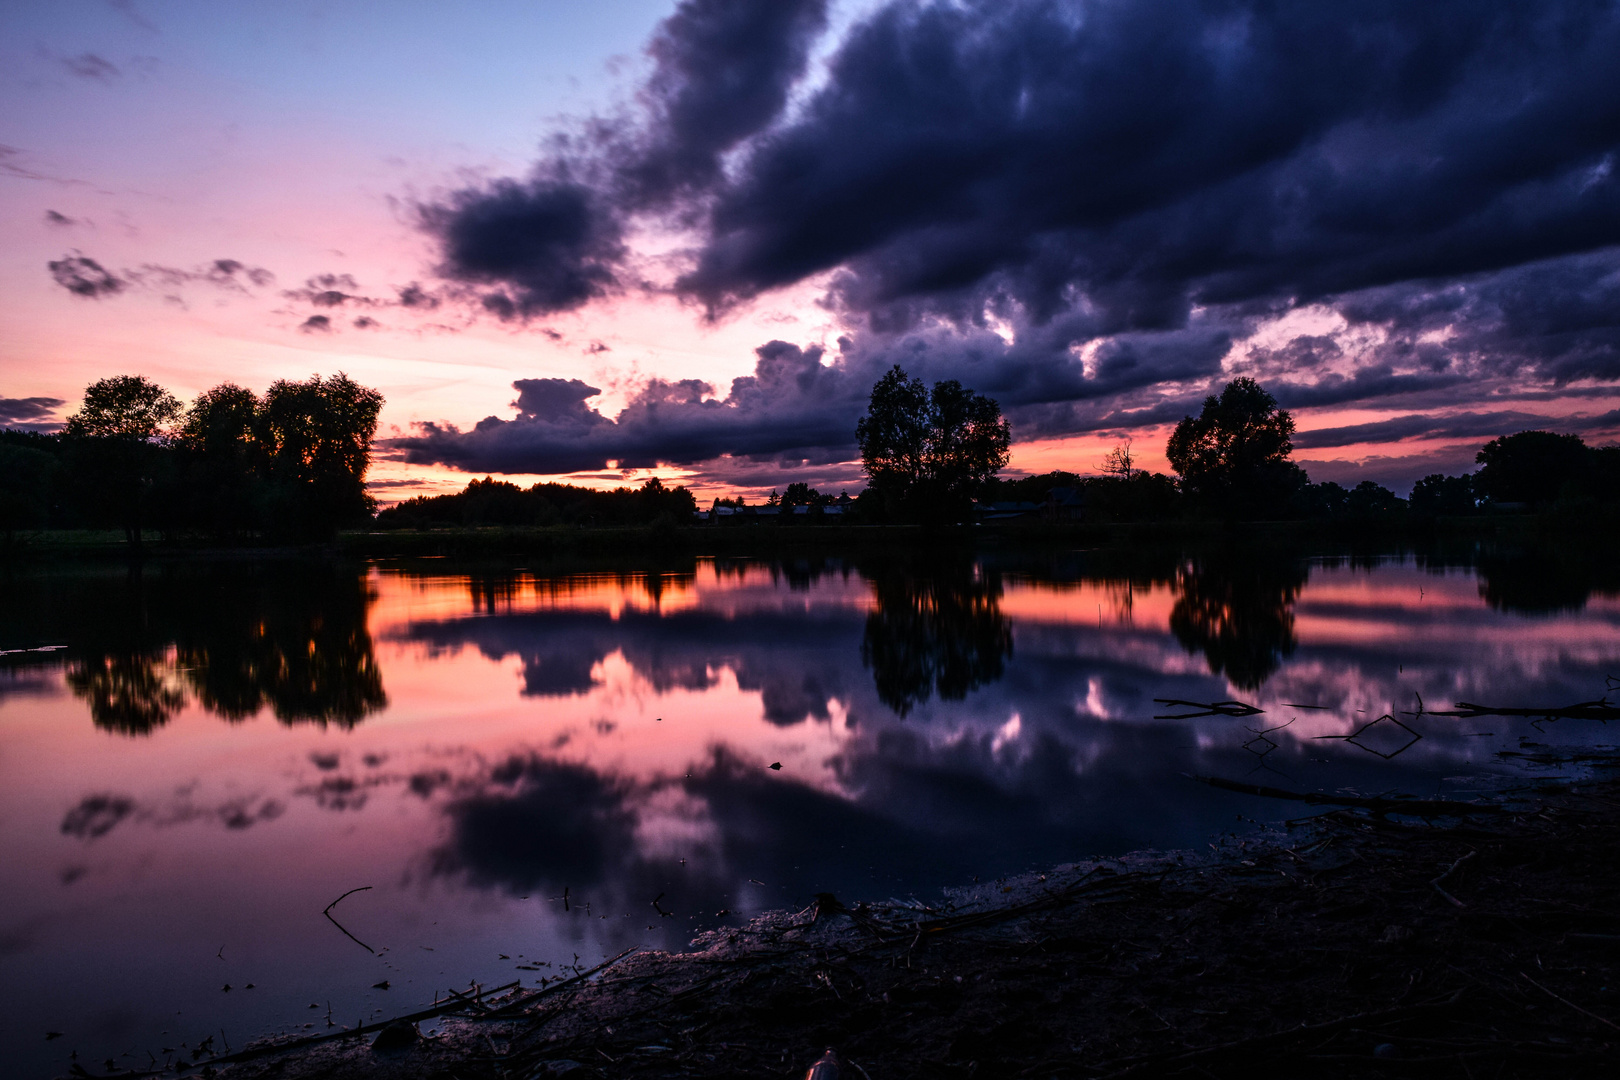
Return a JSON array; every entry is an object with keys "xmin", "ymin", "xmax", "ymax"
[{"xmin": 3, "ymin": 545, "xmax": 1619, "ymax": 1076}]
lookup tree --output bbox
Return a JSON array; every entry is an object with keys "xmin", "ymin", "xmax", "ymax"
[
  {"xmin": 1409, "ymin": 473, "xmax": 1476, "ymax": 516},
  {"xmin": 1474, "ymin": 430, "xmax": 1588, "ymax": 507},
  {"xmin": 856, "ymin": 366, "xmax": 1011, "ymax": 524},
  {"xmin": 1345, "ymin": 480, "xmax": 1404, "ymax": 517},
  {"xmin": 1166, "ymin": 377, "xmax": 1304, "ymax": 517},
  {"xmin": 0, "ymin": 441, "xmax": 57, "ymax": 548},
  {"xmin": 62, "ymin": 375, "xmax": 183, "ymax": 546},
  {"xmin": 259, "ymin": 373, "xmax": 384, "ymax": 537},
  {"xmin": 177, "ymin": 383, "xmax": 263, "ymax": 535},
  {"xmin": 63, "ymin": 375, "xmax": 181, "ymax": 441},
  {"xmin": 1101, "ymin": 437, "xmax": 1134, "ymax": 479}
]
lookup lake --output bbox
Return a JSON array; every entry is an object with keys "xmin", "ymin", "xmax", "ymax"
[{"xmin": 3, "ymin": 542, "xmax": 1618, "ymax": 1077}]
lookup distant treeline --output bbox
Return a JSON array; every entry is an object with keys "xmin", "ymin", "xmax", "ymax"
[
  {"xmin": 0, "ymin": 373, "xmax": 382, "ymax": 547},
  {"xmin": 375, "ymin": 475, "xmax": 699, "ymax": 529}
]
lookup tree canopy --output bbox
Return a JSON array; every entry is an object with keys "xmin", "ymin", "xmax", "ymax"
[
  {"xmin": 1474, "ymin": 430, "xmax": 1589, "ymax": 506},
  {"xmin": 856, "ymin": 366, "xmax": 1010, "ymax": 524},
  {"xmin": 1166, "ymin": 377, "xmax": 1303, "ymax": 516}
]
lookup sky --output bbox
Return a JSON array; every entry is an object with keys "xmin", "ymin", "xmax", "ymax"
[{"xmin": 4, "ymin": 0, "xmax": 1620, "ymax": 502}]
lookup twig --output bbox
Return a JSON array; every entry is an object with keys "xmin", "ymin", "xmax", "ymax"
[
  {"xmin": 190, "ymin": 980, "xmax": 518, "ymax": 1068},
  {"xmin": 1153, "ymin": 699, "xmax": 1263, "ymax": 719},
  {"xmin": 321, "ymin": 886, "xmax": 376, "ymax": 954},
  {"xmin": 483, "ymin": 947, "xmax": 641, "ymax": 1017},
  {"xmin": 1520, "ymin": 972, "xmax": 1620, "ymax": 1033},
  {"xmin": 1430, "ymin": 850, "xmax": 1475, "ymax": 908}
]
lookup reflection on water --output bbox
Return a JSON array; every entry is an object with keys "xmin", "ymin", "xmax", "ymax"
[
  {"xmin": 1169, "ymin": 551, "xmax": 1308, "ymax": 690},
  {"xmin": 861, "ymin": 556, "xmax": 1012, "ymax": 715},
  {"xmin": 7, "ymin": 565, "xmax": 386, "ymax": 732},
  {"xmin": 4, "ymin": 544, "xmax": 1620, "ymax": 1079}
]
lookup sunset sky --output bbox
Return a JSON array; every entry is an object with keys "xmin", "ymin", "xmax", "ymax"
[{"xmin": 4, "ymin": 0, "xmax": 1620, "ymax": 502}]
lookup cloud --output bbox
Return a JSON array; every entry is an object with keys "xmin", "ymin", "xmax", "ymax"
[
  {"xmin": 0, "ymin": 395, "xmax": 66, "ymax": 428},
  {"xmin": 59, "ymin": 53, "xmax": 120, "ymax": 81},
  {"xmin": 44, "ymin": 210, "xmax": 76, "ymax": 226},
  {"xmin": 390, "ymin": 340, "xmax": 866, "ymax": 474},
  {"xmin": 1292, "ymin": 410, "xmax": 1606, "ymax": 450},
  {"xmin": 419, "ymin": 0, "xmax": 829, "ymax": 318},
  {"xmin": 48, "ymin": 254, "xmax": 123, "ymax": 297},
  {"xmin": 407, "ymin": 0, "xmax": 1620, "ymax": 480},
  {"xmin": 48, "ymin": 253, "xmax": 275, "ymax": 300},
  {"xmin": 282, "ymin": 271, "xmax": 376, "ymax": 308},
  {"xmin": 299, "ymin": 314, "xmax": 332, "ymax": 333},
  {"xmin": 127, "ymin": 258, "xmax": 275, "ymax": 292}
]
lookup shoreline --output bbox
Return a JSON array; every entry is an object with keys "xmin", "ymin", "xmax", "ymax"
[
  {"xmin": 0, "ymin": 512, "xmax": 1599, "ymax": 565},
  {"xmin": 184, "ymin": 777, "xmax": 1620, "ymax": 1080}
]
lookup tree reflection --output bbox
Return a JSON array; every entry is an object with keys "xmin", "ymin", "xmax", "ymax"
[
  {"xmin": 39, "ymin": 564, "xmax": 387, "ymax": 733},
  {"xmin": 860, "ymin": 558, "xmax": 1012, "ymax": 715},
  {"xmin": 65, "ymin": 653, "xmax": 186, "ymax": 735},
  {"xmin": 1169, "ymin": 553, "xmax": 1308, "ymax": 690},
  {"xmin": 1476, "ymin": 543, "xmax": 1620, "ymax": 615}
]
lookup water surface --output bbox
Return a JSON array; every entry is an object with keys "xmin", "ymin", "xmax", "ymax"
[{"xmin": 3, "ymin": 545, "xmax": 1618, "ymax": 1076}]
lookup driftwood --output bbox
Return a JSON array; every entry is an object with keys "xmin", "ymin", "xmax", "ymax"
[
  {"xmin": 1428, "ymin": 698, "xmax": 1620, "ymax": 721},
  {"xmin": 191, "ymin": 946, "xmax": 636, "ymax": 1069},
  {"xmin": 1152, "ymin": 699, "xmax": 1264, "ymax": 719}
]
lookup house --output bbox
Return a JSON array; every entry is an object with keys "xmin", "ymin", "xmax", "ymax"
[{"xmin": 1045, "ymin": 486, "xmax": 1085, "ymax": 521}]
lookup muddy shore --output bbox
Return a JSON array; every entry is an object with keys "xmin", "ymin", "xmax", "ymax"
[{"xmin": 155, "ymin": 779, "xmax": 1620, "ymax": 1080}]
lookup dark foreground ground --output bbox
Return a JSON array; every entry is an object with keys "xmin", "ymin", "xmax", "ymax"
[{"xmin": 152, "ymin": 779, "xmax": 1620, "ymax": 1080}]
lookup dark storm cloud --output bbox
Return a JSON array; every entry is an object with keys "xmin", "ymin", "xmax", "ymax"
[
  {"xmin": 410, "ymin": 0, "xmax": 1620, "ymax": 477},
  {"xmin": 391, "ymin": 340, "xmax": 862, "ymax": 473},
  {"xmin": 422, "ymin": 176, "xmax": 627, "ymax": 319},
  {"xmin": 420, "ymin": 0, "xmax": 828, "ymax": 318},
  {"xmin": 681, "ymin": 0, "xmax": 1620, "ymax": 325},
  {"xmin": 0, "ymin": 395, "xmax": 65, "ymax": 428},
  {"xmin": 618, "ymin": 0, "xmax": 830, "ymax": 205},
  {"xmin": 1292, "ymin": 410, "xmax": 1601, "ymax": 450}
]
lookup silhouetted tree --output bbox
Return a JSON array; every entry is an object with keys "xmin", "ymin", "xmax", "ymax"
[
  {"xmin": 1345, "ymin": 480, "xmax": 1404, "ymax": 517},
  {"xmin": 1474, "ymin": 430, "xmax": 1588, "ymax": 507},
  {"xmin": 0, "ymin": 440, "xmax": 57, "ymax": 548},
  {"xmin": 857, "ymin": 366, "xmax": 1011, "ymax": 524},
  {"xmin": 259, "ymin": 373, "xmax": 384, "ymax": 537},
  {"xmin": 1409, "ymin": 473, "xmax": 1477, "ymax": 515},
  {"xmin": 1166, "ymin": 378, "xmax": 1305, "ymax": 517},
  {"xmin": 176, "ymin": 383, "xmax": 263, "ymax": 535},
  {"xmin": 62, "ymin": 375, "xmax": 182, "ymax": 547},
  {"xmin": 377, "ymin": 475, "xmax": 696, "ymax": 528}
]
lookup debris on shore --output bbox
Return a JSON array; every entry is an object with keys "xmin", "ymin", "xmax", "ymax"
[{"xmin": 179, "ymin": 779, "xmax": 1620, "ymax": 1079}]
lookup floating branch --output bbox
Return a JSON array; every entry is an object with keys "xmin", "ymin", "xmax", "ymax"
[
  {"xmin": 322, "ymin": 886, "xmax": 376, "ymax": 954},
  {"xmin": 1427, "ymin": 699, "xmax": 1620, "ymax": 722},
  {"xmin": 1153, "ymin": 699, "xmax": 1264, "ymax": 719},
  {"xmin": 1313, "ymin": 714, "xmax": 1423, "ymax": 760}
]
